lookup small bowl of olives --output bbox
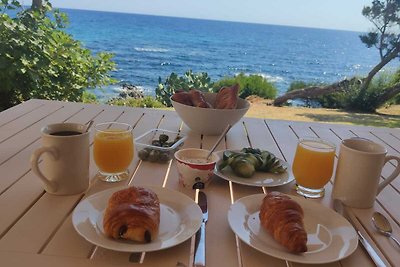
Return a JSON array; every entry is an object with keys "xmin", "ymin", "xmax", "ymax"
[{"xmin": 134, "ymin": 129, "xmax": 186, "ymax": 163}]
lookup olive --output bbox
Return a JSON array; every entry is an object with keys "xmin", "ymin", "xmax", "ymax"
[
  {"xmin": 151, "ymin": 140, "xmax": 161, "ymax": 146},
  {"xmin": 138, "ymin": 149, "xmax": 149, "ymax": 160},
  {"xmin": 158, "ymin": 152, "xmax": 170, "ymax": 162},
  {"xmin": 159, "ymin": 134, "xmax": 169, "ymax": 144},
  {"xmin": 148, "ymin": 150, "xmax": 160, "ymax": 162}
]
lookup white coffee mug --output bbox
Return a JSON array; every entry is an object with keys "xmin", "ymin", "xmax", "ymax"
[
  {"xmin": 332, "ymin": 138, "xmax": 400, "ymax": 208},
  {"xmin": 30, "ymin": 123, "xmax": 90, "ymax": 195}
]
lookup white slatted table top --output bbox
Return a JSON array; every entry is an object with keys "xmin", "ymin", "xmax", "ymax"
[{"xmin": 1, "ymin": 99, "xmax": 399, "ymax": 267}]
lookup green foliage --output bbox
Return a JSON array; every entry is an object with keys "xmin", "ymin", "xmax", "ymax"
[
  {"xmin": 288, "ymin": 75, "xmax": 395, "ymax": 112},
  {"xmin": 341, "ymin": 80, "xmax": 384, "ymax": 112},
  {"xmin": 360, "ymin": 0, "xmax": 400, "ymax": 61},
  {"xmin": 0, "ymin": 1, "xmax": 116, "ymax": 110},
  {"xmin": 107, "ymin": 96, "xmax": 165, "ymax": 108},
  {"xmin": 212, "ymin": 73, "xmax": 277, "ymax": 99},
  {"xmin": 156, "ymin": 70, "xmax": 213, "ymax": 107},
  {"xmin": 387, "ymin": 70, "xmax": 400, "ymax": 104},
  {"xmin": 81, "ymin": 91, "xmax": 99, "ymax": 104}
]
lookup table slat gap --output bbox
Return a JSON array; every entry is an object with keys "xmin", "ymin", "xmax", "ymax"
[
  {"xmin": 0, "ymin": 136, "xmax": 40, "ymax": 166},
  {"xmin": 0, "ymin": 167, "xmax": 31, "ymax": 196},
  {"xmin": 371, "ymin": 131, "xmax": 400, "ymax": 155},
  {"xmin": 390, "ymin": 132, "xmax": 400, "ymax": 142},
  {"xmin": 0, "ymin": 104, "xmax": 64, "ymax": 145},
  {"xmin": 0, "ymin": 189, "xmax": 45, "ymax": 239},
  {"xmin": 161, "ymin": 159, "xmax": 173, "ymax": 188},
  {"xmin": 38, "ymin": 193, "xmax": 85, "ymax": 254},
  {"xmin": 263, "ymin": 120, "xmax": 288, "ymax": 162},
  {"xmin": 347, "ymin": 209, "xmax": 392, "ymax": 267},
  {"xmin": 0, "ymin": 102, "xmax": 45, "ymax": 128}
]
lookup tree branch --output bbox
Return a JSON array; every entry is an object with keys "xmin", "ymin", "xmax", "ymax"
[
  {"xmin": 273, "ymin": 78, "xmax": 361, "ymax": 106},
  {"xmin": 376, "ymin": 82, "xmax": 400, "ymax": 106},
  {"xmin": 31, "ymin": 0, "xmax": 42, "ymax": 10}
]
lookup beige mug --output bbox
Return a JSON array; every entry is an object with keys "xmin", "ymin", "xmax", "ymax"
[
  {"xmin": 332, "ymin": 138, "xmax": 400, "ymax": 208},
  {"xmin": 30, "ymin": 123, "xmax": 90, "ymax": 195}
]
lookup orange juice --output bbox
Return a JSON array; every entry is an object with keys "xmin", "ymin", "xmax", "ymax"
[
  {"xmin": 93, "ymin": 129, "xmax": 134, "ymax": 173},
  {"xmin": 292, "ymin": 139, "xmax": 335, "ymax": 189}
]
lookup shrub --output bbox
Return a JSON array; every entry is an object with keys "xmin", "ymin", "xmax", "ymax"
[
  {"xmin": 345, "ymin": 74, "xmax": 391, "ymax": 112},
  {"xmin": 287, "ymin": 75, "xmax": 392, "ymax": 112},
  {"xmin": 0, "ymin": 1, "xmax": 116, "ymax": 111},
  {"xmin": 212, "ymin": 73, "xmax": 278, "ymax": 99},
  {"xmin": 156, "ymin": 70, "xmax": 213, "ymax": 107},
  {"xmin": 108, "ymin": 96, "xmax": 165, "ymax": 108},
  {"xmin": 82, "ymin": 91, "xmax": 99, "ymax": 104}
]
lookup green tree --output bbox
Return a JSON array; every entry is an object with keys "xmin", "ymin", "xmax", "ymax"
[
  {"xmin": 358, "ymin": 0, "xmax": 400, "ymax": 103},
  {"xmin": 274, "ymin": 0, "xmax": 400, "ymax": 111},
  {"xmin": 0, "ymin": 0, "xmax": 116, "ymax": 110}
]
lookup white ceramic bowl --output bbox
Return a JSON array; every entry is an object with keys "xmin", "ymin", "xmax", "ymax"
[
  {"xmin": 171, "ymin": 92, "xmax": 250, "ymax": 135},
  {"xmin": 174, "ymin": 148, "xmax": 219, "ymax": 188}
]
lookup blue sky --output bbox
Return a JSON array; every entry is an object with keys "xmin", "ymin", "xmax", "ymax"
[{"xmin": 48, "ymin": 0, "xmax": 373, "ymax": 32}]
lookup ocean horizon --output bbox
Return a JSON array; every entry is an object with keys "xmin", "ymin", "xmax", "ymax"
[{"xmin": 58, "ymin": 8, "xmax": 398, "ymax": 101}]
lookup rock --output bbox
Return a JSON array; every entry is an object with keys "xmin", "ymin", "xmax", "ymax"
[{"xmin": 119, "ymin": 83, "xmax": 144, "ymax": 99}]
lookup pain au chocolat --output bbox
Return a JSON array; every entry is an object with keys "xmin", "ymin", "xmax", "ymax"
[{"xmin": 103, "ymin": 186, "xmax": 160, "ymax": 243}]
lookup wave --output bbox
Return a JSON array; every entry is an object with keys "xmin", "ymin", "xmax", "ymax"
[
  {"xmin": 236, "ymin": 72, "xmax": 284, "ymax": 83},
  {"xmin": 134, "ymin": 47, "xmax": 169, "ymax": 53}
]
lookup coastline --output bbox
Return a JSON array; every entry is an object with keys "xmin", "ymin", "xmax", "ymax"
[{"xmin": 244, "ymin": 97, "xmax": 400, "ymax": 128}]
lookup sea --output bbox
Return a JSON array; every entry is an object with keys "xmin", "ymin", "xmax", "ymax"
[{"xmin": 57, "ymin": 9, "xmax": 399, "ymax": 101}]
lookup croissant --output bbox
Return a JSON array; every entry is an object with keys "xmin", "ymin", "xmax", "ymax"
[
  {"xmin": 189, "ymin": 89, "xmax": 211, "ymax": 108},
  {"xmin": 259, "ymin": 192, "xmax": 307, "ymax": 253},
  {"xmin": 103, "ymin": 186, "xmax": 160, "ymax": 243},
  {"xmin": 214, "ymin": 83, "xmax": 239, "ymax": 109},
  {"xmin": 171, "ymin": 91, "xmax": 193, "ymax": 106}
]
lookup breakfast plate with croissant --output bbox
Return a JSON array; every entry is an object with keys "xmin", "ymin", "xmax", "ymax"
[
  {"xmin": 72, "ymin": 185, "xmax": 202, "ymax": 252},
  {"xmin": 228, "ymin": 192, "xmax": 358, "ymax": 264},
  {"xmin": 214, "ymin": 149, "xmax": 294, "ymax": 187}
]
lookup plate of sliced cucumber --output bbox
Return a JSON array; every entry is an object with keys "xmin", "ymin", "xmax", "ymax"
[{"xmin": 214, "ymin": 148, "xmax": 294, "ymax": 187}]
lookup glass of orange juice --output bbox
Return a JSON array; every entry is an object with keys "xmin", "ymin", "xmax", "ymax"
[
  {"xmin": 93, "ymin": 122, "xmax": 134, "ymax": 182},
  {"xmin": 292, "ymin": 138, "xmax": 336, "ymax": 198}
]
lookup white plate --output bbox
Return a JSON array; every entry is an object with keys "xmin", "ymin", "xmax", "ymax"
[
  {"xmin": 228, "ymin": 194, "xmax": 358, "ymax": 264},
  {"xmin": 214, "ymin": 150, "xmax": 294, "ymax": 187},
  {"xmin": 72, "ymin": 186, "xmax": 202, "ymax": 252}
]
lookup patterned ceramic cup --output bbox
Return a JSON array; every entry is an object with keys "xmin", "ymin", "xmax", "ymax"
[{"xmin": 174, "ymin": 148, "xmax": 219, "ymax": 188}]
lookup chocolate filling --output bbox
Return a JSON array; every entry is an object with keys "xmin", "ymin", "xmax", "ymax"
[
  {"xmin": 119, "ymin": 225, "xmax": 128, "ymax": 238},
  {"xmin": 144, "ymin": 230, "xmax": 151, "ymax": 243}
]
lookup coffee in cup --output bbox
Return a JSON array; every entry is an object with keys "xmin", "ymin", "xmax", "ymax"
[{"xmin": 30, "ymin": 123, "xmax": 90, "ymax": 195}]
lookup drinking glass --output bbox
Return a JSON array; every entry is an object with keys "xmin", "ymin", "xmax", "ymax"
[
  {"xmin": 292, "ymin": 138, "xmax": 335, "ymax": 198},
  {"xmin": 93, "ymin": 122, "xmax": 134, "ymax": 182}
]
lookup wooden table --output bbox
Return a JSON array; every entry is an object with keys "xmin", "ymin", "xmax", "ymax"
[{"xmin": 1, "ymin": 99, "xmax": 399, "ymax": 267}]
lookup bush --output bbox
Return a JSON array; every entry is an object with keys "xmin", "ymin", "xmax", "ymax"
[
  {"xmin": 345, "ymin": 74, "xmax": 391, "ymax": 112},
  {"xmin": 0, "ymin": 1, "xmax": 116, "ymax": 111},
  {"xmin": 82, "ymin": 91, "xmax": 99, "ymax": 104},
  {"xmin": 108, "ymin": 96, "xmax": 165, "ymax": 108},
  {"xmin": 156, "ymin": 70, "xmax": 213, "ymax": 107},
  {"xmin": 212, "ymin": 73, "xmax": 278, "ymax": 99},
  {"xmin": 287, "ymin": 75, "xmax": 392, "ymax": 112}
]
